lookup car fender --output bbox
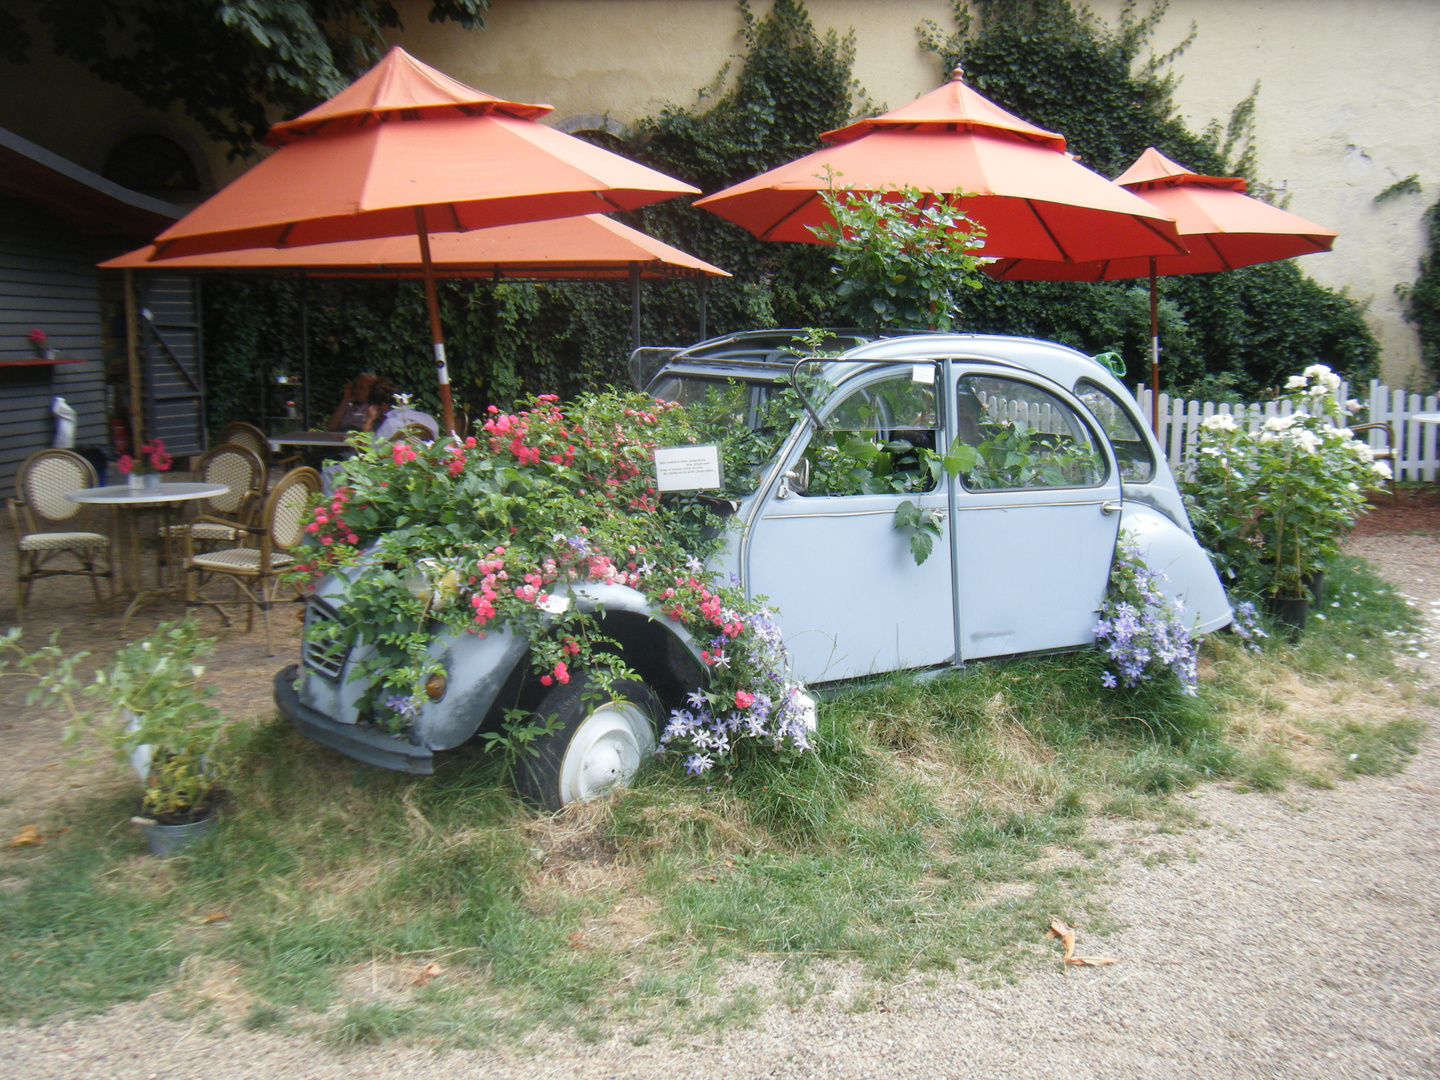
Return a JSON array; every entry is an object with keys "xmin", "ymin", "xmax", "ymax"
[{"xmin": 1119, "ymin": 504, "xmax": 1233, "ymax": 636}]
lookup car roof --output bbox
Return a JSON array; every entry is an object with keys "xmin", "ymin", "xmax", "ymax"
[{"xmin": 650, "ymin": 330, "xmax": 1128, "ymax": 399}]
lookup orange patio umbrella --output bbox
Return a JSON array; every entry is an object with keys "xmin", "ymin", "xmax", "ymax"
[
  {"xmin": 147, "ymin": 47, "xmax": 699, "ymax": 434},
  {"xmin": 986, "ymin": 147, "xmax": 1339, "ymax": 430},
  {"xmin": 693, "ymin": 68, "xmax": 1188, "ymax": 265}
]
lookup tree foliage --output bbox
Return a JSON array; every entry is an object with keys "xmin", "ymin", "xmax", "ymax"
[{"xmin": 3, "ymin": 0, "xmax": 488, "ymax": 157}]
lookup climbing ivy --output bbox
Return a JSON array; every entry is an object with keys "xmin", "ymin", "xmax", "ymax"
[{"xmin": 1400, "ymin": 200, "xmax": 1440, "ymax": 383}]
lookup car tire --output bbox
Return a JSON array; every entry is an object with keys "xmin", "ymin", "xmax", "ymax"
[{"xmin": 514, "ymin": 674, "xmax": 661, "ymax": 812}]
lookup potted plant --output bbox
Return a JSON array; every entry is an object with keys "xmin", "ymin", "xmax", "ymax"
[
  {"xmin": 1182, "ymin": 366, "xmax": 1390, "ymax": 635},
  {"xmin": 115, "ymin": 437, "xmax": 173, "ymax": 492},
  {"xmin": 27, "ymin": 327, "xmax": 54, "ymax": 359},
  {"xmin": 1, "ymin": 618, "xmax": 237, "ymax": 856}
]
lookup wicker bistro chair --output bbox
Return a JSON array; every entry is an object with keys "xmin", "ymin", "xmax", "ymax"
[
  {"xmin": 391, "ymin": 422, "xmax": 436, "ymax": 446},
  {"xmin": 7, "ymin": 449, "xmax": 113, "ymax": 621},
  {"xmin": 217, "ymin": 420, "xmax": 300, "ymax": 486},
  {"xmin": 156, "ymin": 443, "xmax": 266, "ymax": 583},
  {"xmin": 183, "ymin": 466, "xmax": 320, "ymax": 654},
  {"xmin": 1348, "ymin": 421, "xmax": 1397, "ymax": 488}
]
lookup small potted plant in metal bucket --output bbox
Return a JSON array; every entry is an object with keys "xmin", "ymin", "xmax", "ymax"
[{"xmin": 2, "ymin": 618, "xmax": 237, "ymax": 857}]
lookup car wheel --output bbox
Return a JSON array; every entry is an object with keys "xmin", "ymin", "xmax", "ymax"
[{"xmin": 515, "ymin": 674, "xmax": 661, "ymax": 812}]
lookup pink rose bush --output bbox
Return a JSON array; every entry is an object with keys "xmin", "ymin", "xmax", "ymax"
[{"xmin": 290, "ymin": 390, "xmax": 813, "ymax": 773}]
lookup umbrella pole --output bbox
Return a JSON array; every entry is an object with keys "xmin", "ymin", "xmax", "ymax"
[
  {"xmin": 299, "ymin": 273, "xmax": 310, "ymax": 429},
  {"xmin": 1149, "ymin": 257, "xmax": 1161, "ymax": 437},
  {"xmin": 629, "ymin": 262, "xmax": 641, "ymax": 353},
  {"xmin": 415, "ymin": 209, "xmax": 457, "ymax": 436}
]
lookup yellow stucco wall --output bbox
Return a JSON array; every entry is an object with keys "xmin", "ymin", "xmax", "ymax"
[{"xmin": 4, "ymin": 0, "xmax": 1435, "ymax": 384}]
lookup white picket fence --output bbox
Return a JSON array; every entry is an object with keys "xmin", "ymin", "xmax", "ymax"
[{"xmin": 1134, "ymin": 380, "xmax": 1440, "ymax": 482}]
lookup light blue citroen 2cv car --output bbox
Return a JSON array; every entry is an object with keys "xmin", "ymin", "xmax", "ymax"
[{"xmin": 277, "ymin": 331, "xmax": 1231, "ymax": 809}]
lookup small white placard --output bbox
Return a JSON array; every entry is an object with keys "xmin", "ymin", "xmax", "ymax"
[
  {"xmin": 653, "ymin": 444, "xmax": 723, "ymax": 492},
  {"xmin": 911, "ymin": 363, "xmax": 935, "ymax": 385}
]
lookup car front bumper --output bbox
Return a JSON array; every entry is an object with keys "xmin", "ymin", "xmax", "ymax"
[{"xmin": 274, "ymin": 664, "xmax": 435, "ymax": 775}]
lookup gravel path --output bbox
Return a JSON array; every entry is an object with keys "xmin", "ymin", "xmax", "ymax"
[{"xmin": 5, "ymin": 534, "xmax": 1440, "ymax": 1079}]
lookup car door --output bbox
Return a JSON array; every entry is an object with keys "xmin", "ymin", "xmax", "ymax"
[
  {"xmin": 948, "ymin": 368, "xmax": 1122, "ymax": 660},
  {"xmin": 742, "ymin": 364, "xmax": 955, "ymax": 684}
]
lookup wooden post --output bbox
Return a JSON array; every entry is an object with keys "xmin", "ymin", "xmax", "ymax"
[{"xmin": 123, "ymin": 269, "xmax": 144, "ymax": 450}]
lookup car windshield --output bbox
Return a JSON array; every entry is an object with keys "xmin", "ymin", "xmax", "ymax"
[{"xmin": 648, "ymin": 374, "xmax": 804, "ymax": 497}]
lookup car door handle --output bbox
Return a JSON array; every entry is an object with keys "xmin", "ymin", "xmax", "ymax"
[{"xmin": 1101, "ymin": 501, "xmax": 1122, "ymax": 515}]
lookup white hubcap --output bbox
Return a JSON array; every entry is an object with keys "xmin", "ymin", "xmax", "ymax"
[{"xmin": 558, "ymin": 701, "xmax": 656, "ymax": 804}]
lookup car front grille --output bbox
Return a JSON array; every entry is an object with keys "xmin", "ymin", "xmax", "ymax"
[{"xmin": 302, "ymin": 598, "xmax": 349, "ymax": 681}]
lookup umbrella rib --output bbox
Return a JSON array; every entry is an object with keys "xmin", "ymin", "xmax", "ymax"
[
  {"xmin": 1022, "ymin": 200, "xmax": 1073, "ymax": 263},
  {"xmin": 762, "ymin": 194, "xmax": 826, "ymax": 242}
]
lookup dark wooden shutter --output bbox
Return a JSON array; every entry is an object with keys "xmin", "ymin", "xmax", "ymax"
[{"xmin": 138, "ymin": 273, "xmax": 203, "ymax": 455}]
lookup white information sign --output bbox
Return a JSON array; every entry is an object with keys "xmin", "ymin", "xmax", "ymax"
[{"xmin": 653, "ymin": 444, "xmax": 723, "ymax": 492}]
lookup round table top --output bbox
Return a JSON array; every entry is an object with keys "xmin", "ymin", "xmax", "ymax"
[
  {"xmin": 67, "ymin": 482, "xmax": 230, "ymax": 505},
  {"xmin": 1408, "ymin": 412, "xmax": 1440, "ymax": 424}
]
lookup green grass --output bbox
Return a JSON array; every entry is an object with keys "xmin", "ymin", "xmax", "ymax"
[{"xmin": 0, "ymin": 553, "xmax": 1425, "ymax": 1044}]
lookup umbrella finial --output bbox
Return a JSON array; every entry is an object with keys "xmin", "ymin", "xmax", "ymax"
[{"xmin": 951, "ymin": 65, "xmax": 965, "ymax": 82}]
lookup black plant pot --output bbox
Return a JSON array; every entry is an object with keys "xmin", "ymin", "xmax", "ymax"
[
  {"xmin": 1265, "ymin": 595, "xmax": 1309, "ymax": 640},
  {"xmin": 1306, "ymin": 570, "xmax": 1325, "ymax": 606}
]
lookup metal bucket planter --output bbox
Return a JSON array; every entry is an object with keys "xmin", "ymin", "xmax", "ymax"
[{"xmin": 138, "ymin": 813, "xmax": 217, "ymax": 858}]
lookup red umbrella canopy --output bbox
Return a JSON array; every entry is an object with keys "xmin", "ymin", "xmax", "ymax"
[
  {"xmin": 149, "ymin": 47, "xmax": 699, "ymax": 260},
  {"xmin": 987, "ymin": 147, "xmax": 1338, "ymax": 281},
  {"xmin": 693, "ymin": 68, "xmax": 1186, "ymax": 264}
]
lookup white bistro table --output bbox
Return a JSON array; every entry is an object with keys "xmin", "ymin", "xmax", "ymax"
[{"xmin": 67, "ymin": 482, "xmax": 228, "ymax": 621}]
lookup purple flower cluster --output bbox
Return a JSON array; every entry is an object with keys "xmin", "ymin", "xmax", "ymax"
[
  {"xmin": 659, "ymin": 606, "xmax": 813, "ymax": 773},
  {"xmin": 1228, "ymin": 601, "xmax": 1268, "ymax": 652},
  {"xmin": 1094, "ymin": 543, "xmax": 1199, "ymax": 696}
]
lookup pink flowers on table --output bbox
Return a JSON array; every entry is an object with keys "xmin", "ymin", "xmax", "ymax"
[
  {"xmin": 27, "ymin": 328, "xmax": 47, "ymax": 346},
  {"xmin": 116, "ymin": 438, "xmax": 172, "ymax": 475}
]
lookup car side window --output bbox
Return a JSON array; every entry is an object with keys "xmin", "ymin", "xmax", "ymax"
[
  {"xmin": 803, "ymin": 370, "xmax": 939, "ymax": 496},
  {"xmin": 953, "ymin": 375, "xmax": 1106, "ymax": 490},
  {"xmin": 1074, "ymin": 380, "xmax": 1155, "ymax": 483}
]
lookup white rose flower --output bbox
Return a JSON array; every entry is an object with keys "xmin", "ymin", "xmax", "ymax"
[
  {"xmin": 1263, "ymin": 415, "xmax": 1299, "ymax": 432},
  {"xmin": 1200, "ymin": 414, "xmax": 1239, "ymax": 432},
  {"xmin": 1352, "ymin": 443, "xmax": 1375, "ymax": 463},
  {"xmin": 1294, "ymin": 430, "xmax": 1320, "ymax": 453},
  {"xmin": 1346, "ymin": 398, "xmax": 1363, "ymax": 414},
  {"xmin": 1323, "ymin": 372, "xmax": 1342, "ymax": 391},
  {"xmin": 1303, "ymin": 364, "xmax": 1332, "ymax": 379},
  {"xmin": 1372, "ymin": 461, "xmax": 1393, "ymax": 479},
  {"xmin": 1285, "ymin": 375, "xmax": 1308, "ymax": 389}
]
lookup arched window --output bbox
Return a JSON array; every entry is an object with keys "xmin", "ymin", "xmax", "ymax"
[{"xmin": 102, "ymin": 134, "xmax": 200, "ymax": 198}]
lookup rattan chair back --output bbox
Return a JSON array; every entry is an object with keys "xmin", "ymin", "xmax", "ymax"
[
  {"xmin": 218, "ymin": 421, "xmax": 269, "ymax": 465},
  {"xmin": 16, "ymin": 449, "xmax": 96, "ymax": 527},
  {"xmin": 198, "ymin": 442, "xmax": 266, "ymax": 519},
  {"xmin": 265, "ymin": 467, "xmax": 322, "ymax": 550}
]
